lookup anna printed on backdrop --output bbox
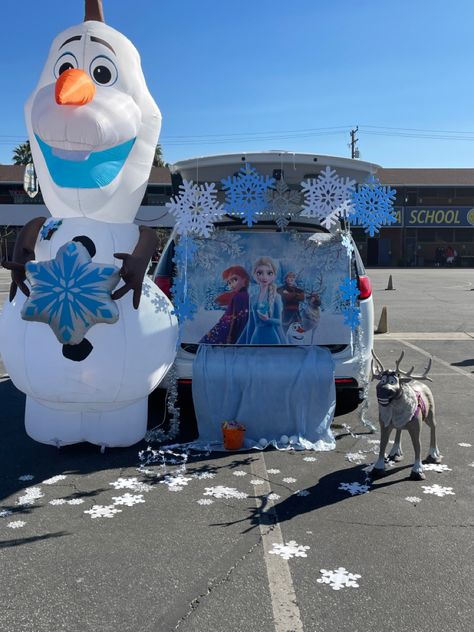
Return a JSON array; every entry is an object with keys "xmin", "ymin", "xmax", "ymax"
[{"xmin": 200, "ymin": 266, "xmax": 250, "ymax": 344}]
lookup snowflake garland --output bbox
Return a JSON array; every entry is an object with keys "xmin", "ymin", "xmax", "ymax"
[
  {"xmin": 349, "ymin": 175, "xmax": 397, "ymax": 236},
  {"xmin": 221, "ymin": 163, "xmax": 275, "ymax": 226},
  {"xmin": 317, "ymin": 567, "xmax": 361, "ymax": 590},
  {"xmin": 166, "ymin": 180, "xmax": 225, "ymax": 237},
  {"xmin": 338, "ymin": 276, "xmax": 361, "ymax": 330},
  {"xmin": 269, "ymin": 540, "xmax": 310, "ymax": 560},
  {"xmin": 301, "ymin": 166, "xmax": 355, "ymax": 229}
]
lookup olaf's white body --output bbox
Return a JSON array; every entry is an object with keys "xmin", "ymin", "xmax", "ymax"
[{"xmin": 0, "ymin": 18, "xmax": 178, "ymax": 446}]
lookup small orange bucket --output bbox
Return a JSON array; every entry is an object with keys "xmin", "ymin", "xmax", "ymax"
[{"xmin": 221, "ymin": 421, "xmax": 246, "ymax": 450}]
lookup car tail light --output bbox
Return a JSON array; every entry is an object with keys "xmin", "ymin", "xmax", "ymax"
[
  {"xmin": 335, "ymin": 378, "xmax": 358, "ymax": 386},
  {"xmin": 358, "ymin": 275, "xmax": 372, "ymax": 299},
  {"xmin": 155, "ymin": 275, "xmax": 172, "ymax": 298}
]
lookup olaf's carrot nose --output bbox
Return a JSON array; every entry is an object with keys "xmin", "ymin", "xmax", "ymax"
[{"xmin": 55, "ymin": 69, "xmax": 96, "ymax": 106}]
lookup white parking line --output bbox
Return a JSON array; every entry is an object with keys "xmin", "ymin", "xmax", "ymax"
[
  {"xmin": 387, "ymin": 338, "xmax": 474, "ymax": 381},
  {"xmin": 251, "ymin": 453, "xmax": 304, "ymax": 632}
]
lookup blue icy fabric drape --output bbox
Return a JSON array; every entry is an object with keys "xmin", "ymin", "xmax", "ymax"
[{"xmin": 191, "ymin": 345, "xmax": 336, "ymax": 451}]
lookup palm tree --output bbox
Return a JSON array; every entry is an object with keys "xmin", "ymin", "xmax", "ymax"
[
  {"xmin": 153, "ymin": 143, "xmax": 166, "ymax": 168},
  {"xmin": 12, "ymin": 141, "xmax": 32, "ymax": 165}
]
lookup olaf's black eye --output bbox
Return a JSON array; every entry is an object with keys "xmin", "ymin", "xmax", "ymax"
[
  {"xmin": 54, "ymin": 52, "xmax": 78, "ymax": 78},
  {"xmin": 89, "ymin": 55, "xmax": 117, "ymax": 86}
]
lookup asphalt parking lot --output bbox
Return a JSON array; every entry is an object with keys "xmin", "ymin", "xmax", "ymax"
[{"xmin": 0, "ymin": 267, "xmax": 473, "ymax": 632}]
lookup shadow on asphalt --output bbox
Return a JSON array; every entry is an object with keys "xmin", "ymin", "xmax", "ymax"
[{"xmin": 451, "ymin": 359, "xmax": 474, "ymax": 367}]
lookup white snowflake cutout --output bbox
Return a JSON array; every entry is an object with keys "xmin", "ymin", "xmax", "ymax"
[
  {"xmin": 193, "ymin": 472, "xmax": 216, "ymax": 480},
  {"xmin": 339, "ymin": 482, "xmax": 370, "ymax": 496},
  {"xmin": 302, "ymin": 457, "xmax": 317, "ymax": 463},
  {"xmin": 18, "ymin": 474, "xmax": 34, "ymax": 481},
  {"xmin": 67, "ymin": 498, "xmax": 85, "ymax": 505},
  {"xmin": 232, "ymin": 471, "xmax": 248, "ymax": 477},
  {"xmin": 7, "ymin": 520, "xmax": 26, "ymax": 529},
  {"xmin": 203, "ymin": 486, "xmax": 248, "ymax": 499},
  {"xmin": 197, "ymin": 498, "xmax": 214, "ymax": 505},
  {"xmin": 49, "ymin": 498, "xmax": 67, "ymax": 506},
  {"xmin": 458, "ymin": 442, "xmax": 472, "ymax": 447},
  {"xmin": 269, "ymin": 540, "xmax": 310, "ymax": 560},
  {"xmin": 266, "ymin": 493, "xmax": 281, "ymax": 501},
  {"xmin": 160, "ymin": 475, "xmax": 193, "ymax": 490},
  {"xmin": 266, "ymin": 468, "xmax": 281, "ymax": 474},
  {"xmin": 300, "ymin": 166, "xmax": 355, "ymax": 228},
  {"xmin": 250, "ymin": 479, "xmax": 265, "ymax": 486},
  {"xmin": 282, "ymin": 477, "xmax": 297, "ymax": 484},
  {"xmin": 422, "ymin": 484, "xmax": 455, "ymax": 497},
  {"xmin": 422, "ymin": 463, "xmax": 451, "ymax": 473},
  {"xmin": 317, "ymin": 567, "xmax": 361, "ymax": 590},
  {"xmin": 112, "ymin": 494, "xmax": 145, "ymax": 507},
  {"xmin": 166, "ymin": 180, "xmax": 225, "ymax": 237},
  {"xmin": 405, "ymin": 496, "xmax": 422, "ymax": 504},
  {"xmin": 345, "ymin": 451, "xmax": 366, "ymax": 464},
  {"xmin": 84, "ymin": 505, "xmax": 123, "ymax": 519}
]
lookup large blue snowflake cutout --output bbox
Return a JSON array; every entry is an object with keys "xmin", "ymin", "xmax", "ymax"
[
  {"xmin": 22, "ymin": 241, "xmax": 120, "ymax": 345},
  {"xmin": 221, "ymin": 163, "xmax": 275, "ymax": 226},
  {"xmin": 338, "ymin": 277, "xmax": 360, "ymax": 330},
  {"xmin": 349, "ymin": 175, "xmax": 397, "ymax": 236}
]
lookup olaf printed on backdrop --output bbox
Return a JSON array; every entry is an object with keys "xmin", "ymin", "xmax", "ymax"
[{"xmin": 0, "ymin": 0, "xmax": 178, "ymax": 447}]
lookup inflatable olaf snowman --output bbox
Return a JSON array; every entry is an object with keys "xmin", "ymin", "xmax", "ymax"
[{"xmin": 0, "ymin": 0, "xmax": 178, "ymax": 447}]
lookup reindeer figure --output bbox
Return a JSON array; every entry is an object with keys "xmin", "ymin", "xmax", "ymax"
[{"xmin": 371, "ymin": 351, "xmax": 441, "ymax": 481}]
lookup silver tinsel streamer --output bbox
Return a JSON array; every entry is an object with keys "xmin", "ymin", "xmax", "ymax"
[
  {"xmin": 145, "ymin": 364, "xmax": 181, "ymax": 443},
  {"xmin": 353, "ymin": 326, "xmax": 376, "ymax": 432}
]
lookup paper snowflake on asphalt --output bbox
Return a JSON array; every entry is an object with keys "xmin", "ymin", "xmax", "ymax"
[
  {"xmin": 422, "ymin": 463, "xmax": 451, "ymax": 473},
  {"xmin": 233, "ymin": 471, "xmax": 247, "ymax": 477},
  {"xmin": 84, "ymin": 505, "xmax": 123, "ymax": 519},
  {"xmin": 166, "ymin": 180, "xmax": 225, "ymax": 237},
  {"xmin": 267, "ymin": 468, "xmax": 281, "ymax": 474},
  {"xmin": 405, "ymin": 496, "xmax": 422, "ymax": 504},
  {"xmin": 250, "ymin": 479, "xmax": 265, "ymax": 486},
  {"xmin": 269, "ymin": 540, "xmax": 310, "ymax": 560},
  {"xmin": 301, "ymin": 166, "xmax": 355, "ymax": 229},
  {"xmin": 317, "ymin": 567, "xmax": 361, "ymax": 590},
  {"xmin": 42, "ymin": 475, "xmax": 67, "ymax": 485},
  {"xmin": 22, "ymin": 241, "xmax": 120, "ymax": 345},
  {"xmin": 302, "ymin": 457, "xmax": 317, "ymax": 463},
  {"xmin": 458, "ymin": 442, "xmax": 472, "ymax": 447},
  {"xmin": 17, "ymin": 487, "xmax": 44, "ymax": 506},
  {"xmin": 112, "ymin": 493, "xmax": 145, "ymax": 507},
  {"xmin": 339, "ymin": 482, "xmax": 370, "ymax": 495},
  {"xmin": 109, "ymin": 478, "xmax": 152, "ymax": 493},
  {"xmin": 160, "ymin": 475, "xmax": 193, "ymax": 491},
  {"xmin": 193, "ymin": 472, "xmax": 216, "ymax": 480},
  {"xmin": 203, "ymin": 486, "xmax": 248, "ymax": 500},
  {"xmin": 49, "ymin": 498, "xmax": 67, "ymax": 505},
  {"xmin": 345, "ymin": 451, "xmax": 366, "ymax": 464},
  {"xmin": 349, "ymin": 175, "xmax": 397, "ymax": 236},
  {"xmin": 221, "ymin": 163, "xmax": 275, "ymax": 226},
  {"xmin": 7, "ymin": 520, "xmax": 26, "ymax": 529},
  {"xmin": 422, "ymin": 484, "xmax": 455, "ymax": 497},
  {"xmin": 264, "ymin": 179, "xmax": 301, "ymax": 229},
  {"xmin": 197, "ymin": 498, "xmax": 214, "ymax": 505},
  {"xmin": 18, "ymin": 474, "xmax": 34, "ymax": 481},
  {"xmin": 266, "ymin": 493, "xmax": 281, "ymax": 501},
  {"xmin": 282, "ymin": 477, "xmax": 297, "ymax": 484},
  {"xmin": 67, "ymin": 498, "xmax": 85, "ymax": 505},
  {"xmin": 468, "ymin": 462, "xmax": 474, "ymax": 468}
]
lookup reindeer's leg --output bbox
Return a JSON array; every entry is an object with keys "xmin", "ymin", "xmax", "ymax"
[
  {"xmin": 406, "ymin": 419, "xmax": 425, "ymax": 481},
  {"xmin": 372, "ymin": 422, "xmax": 392, "ymax": 477},
  {"xmin": 388, "ymin": 428, "xmax": 404, "ymax": 461},
  {"xmin": 424, "ymin": 405, "xmax": 442, "ymax": 463}
]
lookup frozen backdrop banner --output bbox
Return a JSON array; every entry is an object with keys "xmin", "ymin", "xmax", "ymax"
[{"xmin": 181, "ymin": 230, "xmax": 352, "ymax": 346}]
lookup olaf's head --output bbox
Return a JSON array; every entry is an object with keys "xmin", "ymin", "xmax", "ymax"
[{"xmin": 26, "ymin": 0, "xmax": 161, "ymax": 222}]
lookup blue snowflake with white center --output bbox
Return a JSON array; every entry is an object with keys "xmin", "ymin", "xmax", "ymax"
[
  {"xmin": 221, "ymin": 163, "xmax": 275, "ymax": 226},
  {"xmin": 349, "ymin": 175, "xmax": 397, "ymax": 236},
  {"xmin": 338, "ymin": 277, "xmax": 360, "ymax": 330},
  {"xmin": 22, "ymin": 241, "xmax": 120, "ymax": 344}
]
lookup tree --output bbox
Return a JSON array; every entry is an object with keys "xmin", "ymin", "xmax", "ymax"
[
  {"xmin": 153, "ymin": 143, "xmax": 166, "ymax": 168},
  {"xmin": 12, "ymin": 141, "xmax": 32, "ymax": 165}
]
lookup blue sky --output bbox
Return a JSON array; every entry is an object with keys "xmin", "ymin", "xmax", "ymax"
[{"xmin": 1, "ymin": 0, "xmax": 474, "ymax": 168}]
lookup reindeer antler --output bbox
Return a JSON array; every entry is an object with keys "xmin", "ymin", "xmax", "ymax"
[
  {"xmin": 398, "ymin": 357, "xmax": 433, "ymax": 382},
  {"xmin": 371, "ymin": 350, "xmax": 384, "ymax": 380}
]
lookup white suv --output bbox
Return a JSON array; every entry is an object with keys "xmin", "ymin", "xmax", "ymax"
[{"xmin": 152, "ymin": 152, "xmax": 375, "ymax": 436}]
